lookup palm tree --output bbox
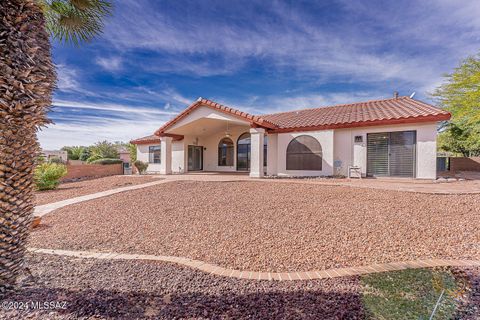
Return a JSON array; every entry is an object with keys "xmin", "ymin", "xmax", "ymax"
[{"xmin": 0, "ymin": 0, "xmax": 112, "ymax": 295}]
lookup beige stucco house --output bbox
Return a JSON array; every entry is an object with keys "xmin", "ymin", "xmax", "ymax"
[{"xmin": 131, "ymin": 96, "xmax": 450, "ymax": 179}]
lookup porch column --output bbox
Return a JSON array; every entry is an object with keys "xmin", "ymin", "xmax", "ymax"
[
  {"xmin": 160, "ymin": 136, "xmax": 172, "ymax": 175},
  {"xmin": 249, "ymin": 127, "xmax": 265, "ymax": 178},
  {"xmin": 267, "ymin": 133, "xmax": 278, "ymax": 176}
]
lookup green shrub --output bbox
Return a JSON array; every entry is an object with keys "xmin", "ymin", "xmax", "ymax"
[
  {"xmin": 88, "ymin": 140, "xmax": 119, "ymax": 162},
  {"xmin": 127, "ymin": 143, "xmax": 137, "ymax": 162},
  {"xmin": 134, "ymin": 160, "xmax": 148, "ymax": 174},
  {"xmin": 34, "ymin": 163, "xmax": 68, "ymax": 191},
  {"xmin": 86, "ymin": 153, "xmax": 103, "ymax": 163},
  {"xmin": 79, "ymin": 148, "xmax": 91, "ymax": 161},
  {"xmin": 90, "ymin": 158, "xmax": 123, "ymax": 165},
  {"xmin": 48, "ymin": 156, "xmax": 65, "ymax": 164}
]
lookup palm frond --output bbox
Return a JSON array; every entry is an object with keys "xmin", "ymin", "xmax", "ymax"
[{"xmin": 39, "ymin": 0, "xmax": 113, "ymax": 45}]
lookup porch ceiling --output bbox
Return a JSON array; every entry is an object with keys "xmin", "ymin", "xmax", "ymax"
[{"xmin": 167, "ymin": 118, "xmax": 249, "ymax": 137}]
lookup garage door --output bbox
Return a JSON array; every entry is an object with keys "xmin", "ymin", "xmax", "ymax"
[{"xmin": 367, "ymin": 131, "xmax": 416, "ymax": 177}]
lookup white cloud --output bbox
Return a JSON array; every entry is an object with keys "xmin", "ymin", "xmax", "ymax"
[
  {"xmin": 38, "ymin": 100, "xmax": 177, "ymax": 149},
  {"xmin": 38, "ymin": 91, "xmax": 189, "ymax": 149},
  {"xmin": 52, "ymin": 99, "xmax": 176, "ymax": 116},
  {"xmin": 96, "ymin": 56, "xmax": 123, "ymax": 72},
  {"xmin": 216, "ymin": 91, "xmax": 386, "ymax": 115},
  {"xmin": 100, "ymin": 0, "xmax": 479, "ymax": 92},
  {"xmin": 56, "ymin": 64, "xmax": 81, "ymax": 92},
  {"xmin": 38, "ymin": 116, "xmax": 163, "ymax": 149}
]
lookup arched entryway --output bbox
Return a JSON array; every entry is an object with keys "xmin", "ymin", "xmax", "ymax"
[{"xmin": 237, "ymin": 132, "xmax": 251, "ymax": 171}]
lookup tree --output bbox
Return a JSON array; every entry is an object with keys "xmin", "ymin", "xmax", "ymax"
[
  {"xmin": 87, "ymin": 140, "xmax": 119, "ymax": 162},
  {"xmin": 0, "ymin": 0, "xmax": 112, "ymax": 295},
  {"xmin": 433, "ymin": 53, "xmax": 480, "ymax": 156},
  {"xmin": 79, "ymin": 146, "xmax": 91, "ymax": 161},
  {"xmin": 127, "ymin": 143, "xmax": 137, "ymax": 162},
  {"xmin": 61, "ymin": 145, "xmax": 85, "ymax": 160}
]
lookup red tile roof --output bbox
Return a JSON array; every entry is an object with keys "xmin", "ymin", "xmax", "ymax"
[
  {"xmin": 133, "ymin": 96, "xmax": 450, "ymax": 143},
  {"xmin": 130, "ymin": 134, "xmax": 160, "ymax": 145},
  {"xmin": 262, "ymin": 96, "xmax": 450, "ymax": 132}
]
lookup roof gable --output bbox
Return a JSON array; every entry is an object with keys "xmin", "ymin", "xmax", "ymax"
[{"xmin": 154, "ymin": 98, "xmax": 277, "ymax": 135}]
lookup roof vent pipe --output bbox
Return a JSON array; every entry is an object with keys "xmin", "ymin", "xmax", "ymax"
[{"xmin": 394, "ymin": 91, "xmax": 399, "ymax": 99}]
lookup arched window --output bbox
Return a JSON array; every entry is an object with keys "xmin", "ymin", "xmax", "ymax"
[
  {"xmin": 237, "ymin": 132, "xmax": 251, "ymax": 171},
  {"xmin": 218, "ymin": 137, "xmax": 234, "ymax": 166},
  {"xmin": 286, "ymin": 135, "xmax": 322, "ymax": 170}
]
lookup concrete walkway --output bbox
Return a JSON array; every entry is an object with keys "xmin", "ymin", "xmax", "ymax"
[
  {"xmin": 28, "ymin": 247, "xmax": 480, "ymax": 281},
  {"xmin": 34, "ymin": 179, "xmax": 171, "ymax": 217}
]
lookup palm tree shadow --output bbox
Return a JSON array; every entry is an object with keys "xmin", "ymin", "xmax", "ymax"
[{"xmin": 3, "ymin": 286, "xmax": 366, "ymax": 319}]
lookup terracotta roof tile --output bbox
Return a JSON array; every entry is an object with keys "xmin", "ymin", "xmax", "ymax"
[
  {"xmin": 261, "ymin": 96, "xmax": 450, "ymax": 131},
  {"xmin": 130, "ymin": 134, "xmax": 160, "ymax": 145}
]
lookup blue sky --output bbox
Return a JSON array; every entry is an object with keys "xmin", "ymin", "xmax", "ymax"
[{"xmin": 39, "ymin": 0, "xmax": 480, "ymax": 149}]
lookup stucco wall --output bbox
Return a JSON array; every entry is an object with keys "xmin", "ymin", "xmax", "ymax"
[
  {"xmin": 185, "ymin": 125, "xmax": 250, "ymax": 172},
  {"xmin": 136, "ymin": 121, "xmax": 438, "ymax": 179},
  {"xmin": 273, "ymin": 130, "xmax": 335, "ymax": 177},
  {"xmin": 333, "ymin": 122, "xmax": 438, "ymax": 179},
  {"xmin": 136, "ymin": 144, "xmax": 162, "ymax": 173}
]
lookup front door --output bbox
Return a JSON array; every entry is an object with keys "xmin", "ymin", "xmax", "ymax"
[
  {"xmin": 367, "ymin": 131, "xmax": 416, "ymax": 177},
  {"xmin": 188, "ymin": 145, "xmax": 203, "ymax": 171}
]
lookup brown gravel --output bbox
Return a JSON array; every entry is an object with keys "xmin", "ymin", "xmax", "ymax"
[
  {"xmin": 30, "ymin": 181, "xmax": 480, "ymax": 272},
  {"xmin": 1, "ymin": 253, "xmax": 364, "ymax": 319},
  {"xmin": 35, "ymin": 175, "xmax": 159, "ymax": 205}
]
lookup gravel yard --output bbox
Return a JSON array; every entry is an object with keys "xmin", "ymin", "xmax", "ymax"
[
  {"xmin": 30, "ymin": 181, "xmax": 480, "ymax": 272},
  {"xmin": 35, "ymin": 175, "xmax": 159, "ymax": 205},
  {"xmin": 1, "ymin": 253, "xmax": 364, "ymax": 319}
]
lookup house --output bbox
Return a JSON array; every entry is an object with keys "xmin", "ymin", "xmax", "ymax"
[
  {"xmin": 41, "ymin": 150, "xmax": 68, "ymax": 163},
  {"xmin": 131, "ymin": 95, "xmax": 450, "ymax": 179}
]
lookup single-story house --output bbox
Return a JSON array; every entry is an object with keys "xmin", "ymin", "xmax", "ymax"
[{"xmin": 131, "ymin": 95, "xmax": 451, "ymax": 179}]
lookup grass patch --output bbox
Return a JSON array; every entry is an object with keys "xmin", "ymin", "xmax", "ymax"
[{"xmin": 361, "ymin": 268, "xmax": 465, "ymax": 319}]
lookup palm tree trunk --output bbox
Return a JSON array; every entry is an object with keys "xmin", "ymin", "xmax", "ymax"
[{"xmin": 0, "ymin": 0, "xmax": 55, "ymax": 295}]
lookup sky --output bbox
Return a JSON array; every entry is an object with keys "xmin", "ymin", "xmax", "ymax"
[{"xmin": 39, "ymin": 0, "xmax": 480, "ymax": 149}]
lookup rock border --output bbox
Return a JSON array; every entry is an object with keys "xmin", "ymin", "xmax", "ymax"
[{"xmin": 28, "ymin": 248, "xmax": 480, "ymax": 281}]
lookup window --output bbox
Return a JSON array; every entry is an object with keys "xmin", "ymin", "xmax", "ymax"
[
  {"xmin": 237, "ymin": 132, "xmax": 251, "ymax": 171},
  {"xmin": 218, "ymin": 137, "xmax": 234, "ymax": 166},
  {"xmin": 264, "ymin": 136, "xmax": 268, "ymax": 167},
  {"xmin": 149, "ymin": 145, "xmax": 161, "ymax": 164},
  {"xmin": 286, "ymin": 135, "xmax": 322, "ymax": 170}
]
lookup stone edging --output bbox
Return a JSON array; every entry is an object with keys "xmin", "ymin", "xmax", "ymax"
[{"xmin": 28, "ymin": 248, "xmax": 480, "ymax": 281}]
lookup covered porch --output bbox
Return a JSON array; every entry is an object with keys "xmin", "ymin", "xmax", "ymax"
[{"xmin": 154, "ymin": 99, "xmax": 272, "ymax": 177}]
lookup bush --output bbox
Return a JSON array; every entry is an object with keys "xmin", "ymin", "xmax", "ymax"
[
  {"xmin": 79, "ymin": 148, "xmax": 91, "ymax": 162},
  {"xmin": 89, "ymin": 158, "xmax": 123, "ymax": 165},
  {"xmin": 34, "ymin": 163, "xmax": 68, "ymax": 191},
  {"xmin": 62, "ymin": 146, "xmax": 85, "ymax": 160},
  {"xmin": 134, "ymin": 160, "xmax": 148, "ymax": 174},
  {"xmin": 127, "ymin": 143, "xmax": 137, "ymax": 162},
  {"xmin": 88, "ymin": 140, "xmax": 119, "ymax": 162},
  {"xmin": 48, "ymin": 156, "xmax": 66, "ymax": 164}
]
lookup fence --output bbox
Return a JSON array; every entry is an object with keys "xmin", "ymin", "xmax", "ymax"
[
  {"xmin": 449, "ymin": 157, "xmax": 480, "ymax": 172},
  {"xmin": 61, "ymin": 163, "xmax": 123, "ymax": 181}
]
